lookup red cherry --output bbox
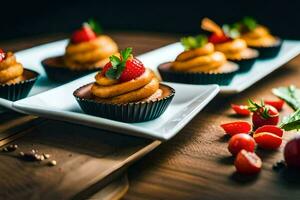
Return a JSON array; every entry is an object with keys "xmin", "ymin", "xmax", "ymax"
[
  {"xmin": 228, "ymin": 133, "xmax": 256, "ymax": 156},
  {"xmin": 71, "ymin": 25, "xmax": 96, "ymax": 44}
]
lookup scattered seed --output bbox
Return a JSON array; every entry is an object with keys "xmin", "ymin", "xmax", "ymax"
[
  {"xmin": 48, "ymin": 160, "xmax": 57, "ymax": 166},
  {"xmin": 2, "ymin": 144, "xmax": 18, "ymax": 152},
  {"xmin": 43, "ymin": 154, "xmax": 50, "ymax": 159}
]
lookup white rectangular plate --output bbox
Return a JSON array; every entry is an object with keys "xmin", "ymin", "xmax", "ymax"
[
  {"xmin": 0, "ymin": 40, "xmax": 68, "ymax": 111},
  {"xmin": 1, "ymin": 39, "xmax": 299, "ymax": 111},
  {"xmin": 13, "ymin": 75, "xmax": 219, "ymax": 140},
  {"xmin": 139, "ymin": 40, "xmax": 300, "ymax": 94}
]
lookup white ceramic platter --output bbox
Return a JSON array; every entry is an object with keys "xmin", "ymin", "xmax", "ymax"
[{"xmin": 13, "ymin": 75, "xmax": 219, "ymax": 140}]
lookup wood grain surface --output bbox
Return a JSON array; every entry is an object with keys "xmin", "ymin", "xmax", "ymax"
[{"xmin": 1, "ymin": 32, "xmax": 300, "ymax": 200}]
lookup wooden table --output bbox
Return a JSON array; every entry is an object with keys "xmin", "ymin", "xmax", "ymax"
[{"xmin": 1, "ymin": 32, "xmax": 300, "ymax": 200}]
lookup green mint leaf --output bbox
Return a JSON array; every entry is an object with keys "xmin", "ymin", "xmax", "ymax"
[
  {"xmin": 109, "ymin": 55, "xmax": 121, "ymax": 69},
  {"xmin": 272, "ymin": 85, "xmax": 300, "ymax": 111},
  {"xmin": 242, "ymin": 16, "xmax": 257, "ymax": 31},
  {"xmin": 280, "ymin": 108, "xmax": 300, "ymax": 131},
  {"xmin": 180, "ymin": 35, "xmax": 207, "ymax": 50},
  {"xmin": 121, "ymin": 47, "xmax": 132, "ymax": 61},
  {"xmin": 222, "ymin": 24, "xmax": 240, "ymax": 39},
  {"xmin": 87, "ymin": 18, "xmax": 102, "ymax": 34},
  {"xmin": 105, "ymin": 67, "xmax": 118, "ymax": 79}
]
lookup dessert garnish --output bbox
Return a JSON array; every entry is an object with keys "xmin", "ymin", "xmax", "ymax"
[
  {"xmin": 0, "ymin": 48, "xmax": 6, "ymax": 62},
  {"xmin": 101, "ymin": 47, "xmax": 145, "ymax": 82},
  {"xmin": 180, "ymin": 35, "xmax": 208, "ymax": 50},
  {"xmin": 201, "ymin": 18, "xmax": 232, "ymax": 44},
  {"xmin": 71, "ymin": 19, "xmax": 102, "ymax": 44},
  {"xmin": 240, "ymin": 16, "xmax": 258, "ymax": 31}
]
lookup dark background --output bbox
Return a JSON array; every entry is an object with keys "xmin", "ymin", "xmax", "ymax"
[{"xmin": 1, "ymin": 0, "xmax": 300, "ymax": 41}]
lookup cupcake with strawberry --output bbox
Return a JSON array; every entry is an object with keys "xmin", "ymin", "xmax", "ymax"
[
  {"xmin": 158, "ymin": 34, "xmax": 239, "ymax": 85},
  {"xmin": 42, "ymin": 19, "xmax": 118, "ymax": 82},
  {"xmin": 0, "ymin": 49, "xmax": 39, "ymax": 101},
  {"xmin": 238, "ymin": 17, "xmax": 282, "ymax": 58},
  {"xmin": 201, "ymin": 18, "xmax": 259, "ymax": 72},
  {"xmin": 73, "ymin": 47, "xmax": 175, "ymax": 122}
]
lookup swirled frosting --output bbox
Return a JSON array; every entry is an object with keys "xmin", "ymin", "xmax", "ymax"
[
  {"xmin": 241, "ymin": 26, "xmax": 278, "ymax": 47},
  {"xmin": 0, "ymin": 52, "xmax": 24, "ymax": 84},
  {"xmin": 91, "ymin": 69, "xmax": 161, "ymax": 104},
  {"xmin": 171, "ymin": 43, "xmax": 227, "ymax": 72},
  {"xmin": 215, "ymin": 38, "xmax": 256, "ymax": 60},
  {"xmin": 64, "ymin": 35, "xmax": 118, "ymax": 70}
]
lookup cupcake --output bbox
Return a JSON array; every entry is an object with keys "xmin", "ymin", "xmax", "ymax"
[
  {"xmin": 42, "ymin": 19, "xmax": 118, "ymax": 82},
  {"xmin": 201, "ymin": 18, "xmax": 259, "ymax": 72},
  {"xmin": 238, "ymin": 17, "xmax": 282, "ymax": 58},
  {"xmin": 158, "ymin": 35, "xmax": 239, "ymax": 85},
  {"xmin": 0, "ymin": 49, "xmax": 39, "ymax": 101},
  {"xmin": 73, "ymin": 47, "xmax": 175, "ymax": 123}
]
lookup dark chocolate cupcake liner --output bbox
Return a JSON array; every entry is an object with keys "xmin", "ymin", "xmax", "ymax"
[
  {"xmin": 42, "ymin": 56, "xmax": 99, "ymax": 83},
  {"xmin": 0, "ymin": 69, "xmax": 39, "ymax": 101},
  {"xmin": 73, "ymin": 83, "xmax": 175, "ymax": 123},
  {"xmin": 228, "ymin": 57, "xmax": 256, "ymax": 73},
  {"xmin": 158, "ymin": 62, "xmax": 238, "ymax": 85},
  {"xmin": 251, "ymin": 39, "xmax": 282, "ymax": 59}
]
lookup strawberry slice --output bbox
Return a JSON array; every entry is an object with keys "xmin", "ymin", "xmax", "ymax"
[
  {"xmin": 71, "ymin": 25, "xmax": 96, "ymax": 44},
  {"xmin": 254, "ymin": 125, "xmax": 283, "ymax": 137},
  {"xmin": 253, "ymin": 132, "xmax": 282, "ymax": 150},
  {"xmin": 231, "ymin": 104, "xmax": 251, "ymax": 116},
  {"xmin": 264, "ymin": 99, "xmax": 285, "ymax": 111},
  {"xmin": 220, "ymin": 121, "xmax": 252, "ymax": 136}
]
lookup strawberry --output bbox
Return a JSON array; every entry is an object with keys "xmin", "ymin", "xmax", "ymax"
[
  {"xmin": 119, "ymin": 58, "xmax": 145, "ymax": 82},
  {"xmin": 208, "ymin": 33, "xmax": 231, "ymax": 44},
  {"xmin": 71, "ymin": 24, "xmax": 96, "ymax": 44},
  {"xmin": 0, "ymin": 49, "xmax": 5, "ymax": 62},
  {"xmin": 103, "ymin": 48, "xmax": 145, "ymax": 82},
  {"xmin": 248, "ymin": 99, "xmax": 279, "ymax": 128}
]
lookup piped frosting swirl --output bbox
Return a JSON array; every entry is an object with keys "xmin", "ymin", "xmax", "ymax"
[
  {"xmin": 171, "ymin": 43, "xmax": 227, "ymax": 72},
  {"xmin": 64, "ymin": 35, "xmax": 118, "ymax": 70},
  {"xmin": 91, "ymin": 69, "xmax": 160, "ymax": 104},
  {"xmin": 0, "ymin": 52, "xmax": 24, "ymax": 84}
]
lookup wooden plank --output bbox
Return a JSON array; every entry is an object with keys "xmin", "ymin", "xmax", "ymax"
[
  {"xmin": 125, "ymin": 55, "xmax": 300, "ymax": 200},
  {"xmin": 0, "ymin": 120, "xmax": 160, "ymax": 199}
]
